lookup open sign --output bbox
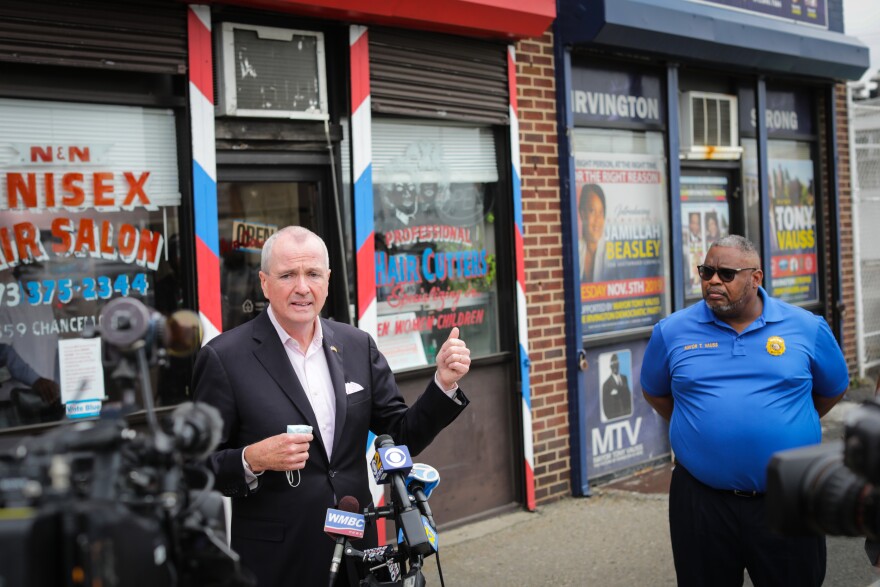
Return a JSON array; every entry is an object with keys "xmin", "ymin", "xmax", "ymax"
[{"xmin": 232, "ymin": 220, "xmax": 278, "ymax": 253}]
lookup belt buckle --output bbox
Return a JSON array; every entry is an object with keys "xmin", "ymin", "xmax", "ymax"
[{"xmin": 732, "ymin": 489, "xmax": 756, "ymax": 497}]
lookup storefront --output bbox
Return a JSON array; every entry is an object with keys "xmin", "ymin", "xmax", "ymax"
[
  {"xmin": 555, "ymin": 0, "xmax": 868, "ymax": 492},
  {"xmin": 0, "ymin": 0, "xmax": 192, "ymax": 425},
  {"xmin": 0, "ymin": 0, "xmax": 554, "ymax": 528}
]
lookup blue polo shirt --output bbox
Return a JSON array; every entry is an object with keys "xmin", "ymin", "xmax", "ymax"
[{"xmin": 641, "ymin": 287, "xmax": 848, "ymax": 492}]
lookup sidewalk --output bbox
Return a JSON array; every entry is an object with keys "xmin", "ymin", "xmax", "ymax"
[
  {"xmin": 423, "ymin": 489, "xmax": 675, "ymax": 586},
  {"xmin": 421, "ymin": 397, "xmax": 880, "ymax": 586}
]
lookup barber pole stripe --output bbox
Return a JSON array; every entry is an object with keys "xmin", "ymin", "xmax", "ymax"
[
  {"xmin": 509, "ymin": 45, "xmax": 535, "ymax": 511},
  {"xmin": 188, "ymin": 5, "xmax": 221, "ymax": 344},
  {"xmin": 351, "ymin": 25, "xmax": 376, "ymax": 338},
  {"xmin": 351, "ymin": 25, "xmax": 386, "ymax": 539}
]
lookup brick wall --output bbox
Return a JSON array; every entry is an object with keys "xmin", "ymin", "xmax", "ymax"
[
  {"xmin": 835, "ymin": 82, "xmax": 857, "ymax": 372},
  {"xmin": 818, "ymin": 84, "xmax": 857, "ymax": 375},
  {"xmin": 514, "ymin": 32, "xmax": 572, "ymax": 504}
]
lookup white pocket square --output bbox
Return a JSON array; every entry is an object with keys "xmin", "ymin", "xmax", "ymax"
[{"xmin": 345, "ymin": 381, "xmax": 364, "ymax": 394}]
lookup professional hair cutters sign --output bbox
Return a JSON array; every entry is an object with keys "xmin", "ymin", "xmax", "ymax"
[{"xmin": 372, "ymin": 121, "xmax": 500, "ymax": 369}]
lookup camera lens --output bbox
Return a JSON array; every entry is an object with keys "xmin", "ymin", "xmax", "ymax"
[
  {"xmin": 801, "ymin": 450, "xmax": 878, "ymax": 538},
  {"xmin": 844, "ymin": 401, "xmax": 880, "ymax": 485},
  {"xmin": 101, "ymin": 298, "xmax": 152, "ymax": 349},
  {"xmin": 768, "ymin": 402, "xmax": 880, "ymax": 541}
]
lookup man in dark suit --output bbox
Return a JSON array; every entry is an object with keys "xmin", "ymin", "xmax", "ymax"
[
  {"xmin": 193, "ymin": 226, "xmax": 471, "ymax": 587},
  {"xmin": 601, "ymin": 353, "xmax": 632, "ymax": 420}
]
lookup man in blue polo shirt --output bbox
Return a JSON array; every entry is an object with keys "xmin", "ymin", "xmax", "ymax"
[{"xmin": 641, "ymin": 235, "xmax": 848, "ymax": 586}]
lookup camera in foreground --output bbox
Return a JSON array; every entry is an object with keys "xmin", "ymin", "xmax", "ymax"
[
  {"xmin": 0, "ymin": 299, "xmax": 253, "ymax": 586},
  {"xmin": 766, "ymin": 399, "xmax": 880, "ymax": 539}
]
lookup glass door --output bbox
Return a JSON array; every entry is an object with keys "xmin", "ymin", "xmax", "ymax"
[
  {"xmin": 217, "ymin": 165, "xmax": 347, "ymax": 330},
  {"xmin": 216, "ymin": 174, "xmax": 323, "ymax": 330}
]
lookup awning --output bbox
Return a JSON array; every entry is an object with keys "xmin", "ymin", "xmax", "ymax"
[
  {"xmin": 213, "ymin": 0, "xmax": 556, "ymax": 40},
  {"xmin": 556, "ymin": 0, "xmax": 869, "ymax": 81}
]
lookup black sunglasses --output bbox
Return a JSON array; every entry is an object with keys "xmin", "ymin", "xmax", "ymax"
[{"xmin": 697, "ymin": 265, "xmax": 758, "ymax": 283}]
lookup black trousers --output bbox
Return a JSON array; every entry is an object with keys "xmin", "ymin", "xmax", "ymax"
[{"xmin": 669, "ymin": 464, "xmax": 825, "ymax": 587}]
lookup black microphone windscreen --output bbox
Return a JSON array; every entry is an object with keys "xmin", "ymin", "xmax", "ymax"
[
  {"xmin": 374, "ymin": 434, "xmax": 394, "ymax": 450},
  {"xmin": 338, "ymin": 495, "xmax": 360, "ymax": 513}
]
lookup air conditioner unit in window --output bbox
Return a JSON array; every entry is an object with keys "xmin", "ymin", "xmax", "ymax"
[
  {"xmin": 679, "ymin": 91, "xmax": 742, "ymax": 160},
  {"xmin": 217, "ymin": 23, "xmax": 328, "ymax": 119}
]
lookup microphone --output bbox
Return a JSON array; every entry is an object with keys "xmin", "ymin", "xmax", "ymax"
[
  {"xmin": 325, "ymin": 496, "xmax": 363, "ymax": 587},
  {"xmin": 371, "ymin": 435, "xmax": 432, "ymax": 556},
  {"xmin": 406, "ymin": 463, "xmax": 440, "ymax": 529},
  {"xmin": 371, "ymin": 435, "xmax": 415, "ymax": 515},
  {"xmin": 371, "ymin": 434, "xmax": 413, "ymax": 488}
]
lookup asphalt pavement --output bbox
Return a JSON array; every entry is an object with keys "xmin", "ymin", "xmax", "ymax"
[{"xmin": 421, "ymin": 394, "xmax": 880, "ymax": 586}]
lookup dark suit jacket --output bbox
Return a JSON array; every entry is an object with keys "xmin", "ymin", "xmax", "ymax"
[
  {"xmin": 601, "ymin": 374, "xmax": 632, "ymax": 421},
  {"xmin": 193, "ymin": 311, "xmax": 468, "ymax": 587}
]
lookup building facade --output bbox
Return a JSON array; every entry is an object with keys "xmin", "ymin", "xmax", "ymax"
[
  {"xmin": 0, "ymin": 0, "xmax": 555, "ymax": 531},
  {"xmin": 0, "ymin": 0, "xmax": 869, "ymax": 529},
  {"xmin": 554, "ymin": 0, "xmax": 868, "ymax": 496}
]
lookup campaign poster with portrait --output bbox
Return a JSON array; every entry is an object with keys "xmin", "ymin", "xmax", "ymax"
[
  {"xmin": 372, "ymin": 121, "xmax": 500, "ymax": 370},
  {"xmin": 768, "ymin": 158, "xmax": 819, "ymax": 303},
  {"xmin": 582, "ymin": 341, "xmax": 670, "ymax": 481},
  {"xmin": 744, "ymin": 155, "xmax": 819, "ymax": 304},
  {"xmin": 680, "ymin": 176, "xmax": 731, "ymax": 300},
  {"xmin": 575, "ymin": 152, "xmax": 670, "ymax": 336}
]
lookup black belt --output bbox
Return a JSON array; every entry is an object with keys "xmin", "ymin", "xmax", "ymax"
[
  {"xmin": 675, "ymin": 461, "xmax": 764, "ymax": 498},
  {"xmin": 726, "ymin": 489, "xmax": 764, "ymax": 498}
]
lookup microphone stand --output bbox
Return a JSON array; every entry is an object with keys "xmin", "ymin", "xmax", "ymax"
[
  {"xmin": 347, "ymin": 501, "xmax": 445, "ymax": 587},
  {"xmin": 328, "ymin": 536, "xmax": 349, "ymax": 587}
]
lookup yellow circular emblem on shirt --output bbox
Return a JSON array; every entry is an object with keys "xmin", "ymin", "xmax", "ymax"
[{"xmin": 766, "ymin": 336, "xmax": 785, "ymax": 356}]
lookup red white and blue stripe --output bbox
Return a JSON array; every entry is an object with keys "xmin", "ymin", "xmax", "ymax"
[
  {"xmin": 351, "ymin": 25, "xmax": 376, "ymax": 338},
  {"xmin": 508, "ymin": 45, "xmax": 535, "ymax": 511},
  {"xmin": 188, "ymin": 4, "xmax": 221, "ymax": 343},
  {"xmin": 350, "ymin": 24, "xmax": 386, "ymax": 538}
]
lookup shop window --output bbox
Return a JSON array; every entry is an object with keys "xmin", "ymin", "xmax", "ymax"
[
  {"xmin": 572, "ymin": 128, "xmax": 671, "ymax": 338},
  {"xmin": 742, "ymin": 138, "xmax": 819, "ymax": 305},
  {"xmin": 0, "ymin": 98, "xmax": 185, "ymax": 428},
  {"xmin": 372, "ymin": 119, "xmax": 501, "ymax": 369}
]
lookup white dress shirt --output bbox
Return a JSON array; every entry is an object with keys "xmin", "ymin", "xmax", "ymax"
[
  {"xmin": 267, "ymin": 306, "xmax": 337, "ymax": 458},
  {"xmin": 242, "ymin": 308, "xmax": 461, "ymax": 486}
]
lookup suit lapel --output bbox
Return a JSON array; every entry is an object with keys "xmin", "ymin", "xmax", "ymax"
[
  {"xmin": 321, "ymin": 319, "xmax": 348, "ymax": 462},
  {"xmin": 250, "ymin": 311, "xmax": 328, "ymax": 458}
]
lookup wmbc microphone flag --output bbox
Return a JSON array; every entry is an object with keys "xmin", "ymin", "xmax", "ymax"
[{"xmin": 324, "ymin": 509, "xmax": 366, "ymax": 539}]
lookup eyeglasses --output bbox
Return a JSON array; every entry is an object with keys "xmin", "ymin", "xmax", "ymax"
[{"xmin": 697, "ymin": 265, "xmax": 758, "ymax": 283}]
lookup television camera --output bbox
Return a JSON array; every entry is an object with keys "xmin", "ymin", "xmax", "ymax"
[
  {"xmin": 0, "ymin": 298, "xmax": 255, "ymax": 586},
  {"xmin": 767, "ymin": 398, "xmax": 880, "ymax": 539}
]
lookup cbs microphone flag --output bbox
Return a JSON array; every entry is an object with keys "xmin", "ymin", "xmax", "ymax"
[
  {"xmin": 372, "ymin": 445, "xmax": 413, "ymax": 484},
  {"xmin": 324, "ymin": 508, "xmax": 366, "ymax": 539}
]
